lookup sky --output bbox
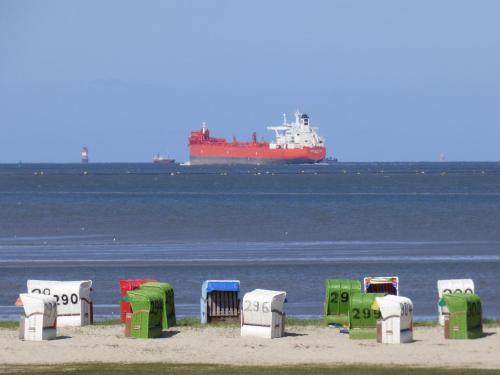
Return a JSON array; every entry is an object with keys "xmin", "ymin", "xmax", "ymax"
[{"xmin": 0, "ymin": 0, "xmax": 499, "ymax": 162}]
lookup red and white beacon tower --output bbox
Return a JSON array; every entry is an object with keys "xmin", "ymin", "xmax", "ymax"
[{"xmin": 81, "ymin": 147, "xmax": 89, "ymax": 163}]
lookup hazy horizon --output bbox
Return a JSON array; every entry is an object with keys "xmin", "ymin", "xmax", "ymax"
[{"xmin": 1, "ymin": 1, "xmax": 499, "ymax": 163}]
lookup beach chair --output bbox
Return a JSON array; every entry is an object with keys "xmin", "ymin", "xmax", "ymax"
[
  {"xmin": 439, "ymin": 293, "xmax": 482, "ymax": 339},
  {"xmin": 119, "ymin": 279, "xmax": 158, "ymax": 322},
  {"xmin": 18, "ymin": 293, "xmax": 57, "ymax": 341},
  {"xmin": 241, "ymin": 289, "xmax": 286, "ymax": 339},
  {"xmin": 140, "ymin": 282, "xmax": 176, "ymax": 328},
  {"xmin": 374, "ymin": 295, "xmax": 413, "ymax": 344},
  {"xmin": 27, "ymin": 280, "xmax": 93, "ymax": 327},
  {"xmin": 349, "ymin": 292, "xmax": 385, "ymax": 339},
  {"xmin": 364, "ymin": 276, "xmax": 399, "ymax": 295},
  {"xmin": 437, "ymin": 279, "xmax": 474, "ymax": 325},
  {"xmin": 123, "ymin": 289, "xmax": 163, "ymax": 339},
  {"xmin": 324, "ymin": 279, "xmax": 361, "ymax": 326},
  {"xmin": 200, "ymin": 280, "xmax": 240, "ymax": 324}
]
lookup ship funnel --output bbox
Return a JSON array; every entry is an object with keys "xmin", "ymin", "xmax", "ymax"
[{"xmin": 301, "ymin": 113, "xmax": 309, "ymax": 126}]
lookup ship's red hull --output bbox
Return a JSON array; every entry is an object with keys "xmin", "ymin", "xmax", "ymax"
[{"xmin": 189, "ymin": 144, "xmax": 326, "ymax": 165}]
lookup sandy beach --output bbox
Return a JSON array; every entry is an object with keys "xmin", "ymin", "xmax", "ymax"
[{"xmin": 0, "ymin": 324, "xmax": 498, "ymax": 370}]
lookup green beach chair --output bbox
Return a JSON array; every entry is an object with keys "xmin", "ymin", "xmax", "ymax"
[
  {"xmin": 324, "ymin": 279, "xmax": 361, "ymax": 326},
  {"xmin": 124, "ymin": 289, "xmax": 163, "ymax": 339},
  {"xmin": 140, "ymin": 282, "xmax": 176, "ymax": 329},
  {"xmin": 349, "ymin": 292, "xmax": 385, "ymax": 339},
  {"xmin": 439, "ymin": 293, "xmax": 483, "ymax": 339}
]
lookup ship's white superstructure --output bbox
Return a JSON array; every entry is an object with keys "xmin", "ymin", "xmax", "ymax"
[{"xmin": 268, "ymin": 111, "xmax": 325, "ymax": 150}]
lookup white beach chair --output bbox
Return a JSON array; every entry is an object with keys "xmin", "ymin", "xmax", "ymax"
[
  {"xmin": 437, "ymin": 279, "xmax": 474, "ymax": 326},
  {"xmin": 241, "ymin": 289, "xmax": 286, "ymax": 339},
  {"xmin": 27, "ymin": 280, "xmax": 93, "ymax": 327},
  {"xmin": 18, "ymin": 293, "xmax": 57, "ymax": 341},
  {"xmin": 375, "ymin": 295, "xmax": 413, "ymax": 344}
]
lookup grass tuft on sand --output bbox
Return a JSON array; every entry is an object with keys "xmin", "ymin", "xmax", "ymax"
[{"xmin": 0, "ymin": 321, "xmax": 19, "ymax": 329}]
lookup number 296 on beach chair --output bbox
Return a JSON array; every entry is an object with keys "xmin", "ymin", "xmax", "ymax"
[{"xmin": 241, "ymin": 289, "xmax": 286, "ymax": 339}]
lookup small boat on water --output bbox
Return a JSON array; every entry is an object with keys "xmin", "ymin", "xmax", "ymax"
[
  {"xmin": 153, "ymin": 154, "xmax": 176, "ymax": 164},
  {"xmin": 324, "ymin": 156, "xmax": 338, "ymax": 164}
]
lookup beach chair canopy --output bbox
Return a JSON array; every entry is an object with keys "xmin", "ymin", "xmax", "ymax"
[
  {"xmin": 120, "ymin": 279, "xmax": 158, "ymax": 296},
  {"xmin": 201, "ymin": 280, "xmax": 240, "ymax": 299},
  {"xmin": 19, "ymin": 293, "xmax": 57, "ymax": 323},
  {"xmin": 437, "ymin": 279, "xmax": 474, "ymax": 297},
  {"xmin": 364, "ymin": 276, "xmax": 399, "ymax": 295},
  {"xmin": 375, "ymin": 295, "xmax": 413, "ymax": 331}
]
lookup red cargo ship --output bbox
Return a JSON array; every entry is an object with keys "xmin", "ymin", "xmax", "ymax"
[{"xmin": 188, "ymin": 111, "xmax": 326, "ymax": 165}]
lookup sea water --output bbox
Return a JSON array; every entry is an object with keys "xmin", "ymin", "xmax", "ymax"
[{"xmin": 0, "ymin": 162, "xmax": 499, "ymax": 321}]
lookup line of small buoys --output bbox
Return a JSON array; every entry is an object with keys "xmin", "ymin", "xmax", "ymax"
[{"xmin": 33, "ymin": 171, "xmax": 44, "ymax": 176}]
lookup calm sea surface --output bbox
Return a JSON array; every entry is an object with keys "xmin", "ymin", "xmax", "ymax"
[{"xmin": 1, "ymin": 162, "xmax": 499, "ymax": 321}]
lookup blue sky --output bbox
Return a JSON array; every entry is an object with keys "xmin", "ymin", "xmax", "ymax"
[{"xmin": 1, "ymin": 1, "xmax": 499, "ymax": 162}]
